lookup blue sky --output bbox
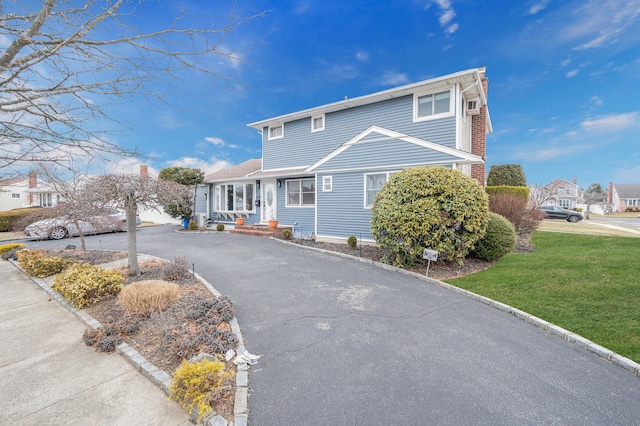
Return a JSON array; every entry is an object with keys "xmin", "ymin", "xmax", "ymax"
[{"xmin": 109, "ymin": 0, "xmax": 640, "ymax": 188}]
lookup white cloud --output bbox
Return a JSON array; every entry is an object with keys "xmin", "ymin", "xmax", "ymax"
[
  {"xmin": 424, "ymin": 0, "xmax": 458, "ymax": 37},
  {"xmin": 356, "ymin": 50, "xmax": 370, "ymax": 61},
  {"xmin": 165, "ymin": 156, "xmax": 232, "ymax": 175},
  {"xmin": 566, "ymin": 69, "xmax": 578, "ymax": 78},
  {"xmin": 439, "ymin": 9, "xmax": 456, "ymax": 26},
  {"xmin": 446, "ymin": 23, "xmax": 458, "ymax": 34},
  {"xmin": 528, "ymin": 0, "xmax": 550, "ymax": 15},
  {"xmin": 559, "ymin": 59, "xmax": 570, "ymax": 68},
  {"xmin": 328, "ymin": 64, "xmax": 359, "ymax": 80},
  {"xmin": 581, "ymin": 112, "xmax": 640, "ymax": 132},
  {"xmin": 590, "ymin": 96, "xmax": 603, "ymax": 106},
  {"xmin": 380, "ymin": 72, "xmax": 409, "ymax": 85},
  {"xmin": 205, "ymin": 136, "xmax": 226, "ymax": 147}
]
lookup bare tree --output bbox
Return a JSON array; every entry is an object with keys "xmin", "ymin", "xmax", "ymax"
[
  {"xmin": 0, "ymin": 0, "xmax": 265, "ymax": 173},
  {"xmin": 89, "ymin": 173, "xmax": 190, "ymax": 276},
  {"xmin": 529, "ymin": 181, "xmax": 563, "ymax": 206}
]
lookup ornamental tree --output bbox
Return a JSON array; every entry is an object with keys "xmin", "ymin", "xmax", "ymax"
[{"xmin": 370, "ymin": 167, "xmax": 489, "ymax": 267}]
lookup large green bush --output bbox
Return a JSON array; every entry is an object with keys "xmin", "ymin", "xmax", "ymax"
[
  {"xmin": 472, "ymin": 212, "xmax": 517, "ymax": 261},
  {"xmin": 485, "ymin": 185, "xmax": 529, "ymax": 201},
  {"xmin": 370, "ymin": 167, "xmax": 489, "ymax": 267},
  {"xmin": 487, "ymin": 164, "xmax": 527, "ymax": 186}
]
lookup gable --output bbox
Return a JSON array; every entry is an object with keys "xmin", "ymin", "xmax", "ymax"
[{"xmin": 307, "ymin": 126, "xmax": 483, "ymax": 173}]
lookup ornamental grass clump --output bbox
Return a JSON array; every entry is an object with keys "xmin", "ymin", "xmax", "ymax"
[
  {"xmin": 17, "ymin": 249, "xmax": 74, "ymax": 277},
  {"xmin": 52, "ymin": 263, "xmax": 123, "ymax": 308},
  {"xmin": 169, "ymin": 357, "xmax": 235, "ymax": 422},
  {"xmin": 370, "ymin": 167, "xmax": 489, "ymax": 267},
  {"xmin": 119, "ymin": 280, "xmax": 180, "ymax": 317}
]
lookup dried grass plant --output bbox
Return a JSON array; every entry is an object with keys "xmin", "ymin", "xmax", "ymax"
[{"xmin": 119, "ymin": 280, "xmax": 180, "ymax": 317}]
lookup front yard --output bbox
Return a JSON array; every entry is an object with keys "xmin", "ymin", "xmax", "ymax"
[{"xmin": 446, "ymin": 231, "xmax": 640, "ymax": 363}]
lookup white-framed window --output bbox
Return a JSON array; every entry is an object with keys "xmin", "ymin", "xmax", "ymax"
[
  {"xmin": 364, "ymin": 172, "xmax": 396, "ymax": 208},
  {"xmin": 268, "ymin": 124, "xmax": 283, "ymax": 140},
  {"xmin": 40, "ymin": 193, "xmax": 53, "ymax": 207},
  {"xmin": 559, "ymin": 199, "xmax": 572, "ymax": 208},
  {"xmin": 286, "ymin": 179, "xmax": 315, "ymax": 207},
  {"xmin": 311, "ymin": 114, "xmax": 325, "ymax": 132},
  {"xmin": 625, "ymin": 199, "xmax": 639, "ymax": 207},
  {"xmin": 11, "ymin": 193, "xmax": 20, "ymax": 198},
  {"xmin": 322, "ymin": 176, "xmax": 333, "ymax": 192},
  {"xmin": 414, "ymin": 89, "xmax": 453, "ymax": 122},
  {"xmin": 217, "ymin": 183, "xmax": 255, "ymax": 212}
]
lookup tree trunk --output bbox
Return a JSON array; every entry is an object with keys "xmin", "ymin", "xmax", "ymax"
[{"xmin": 126, "ymin": 200, "xmax": 139, "ymax": 276}]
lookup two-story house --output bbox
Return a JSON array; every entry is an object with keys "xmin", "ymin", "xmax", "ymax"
[
  {"xmin": 531, "ymin": 178, "xmax": 580, "ymax": 209},
  {"xmin": 203, "ymin": 67, "xmax": 491, "ymax": 243}
]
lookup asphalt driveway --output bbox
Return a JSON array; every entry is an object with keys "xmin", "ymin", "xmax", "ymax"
[{"xmin": 26, "ymin": 226, "xmax": 640, "ymax": 425}]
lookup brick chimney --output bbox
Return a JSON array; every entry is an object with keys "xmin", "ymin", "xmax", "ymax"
[
  {"xmin": 140, "ymin": 164, "xmax": 148, "ymax": 179},
  {"xmin": 573, "ymin": 176, "xmax": 577, "ymax": 185},
  {"xmin": 609, "ymin": 182, "xmax": 613, "ymax": 204},
  {"xmin": 28, "ymin": 171, "xmax": 36, "ymax": 204},
  {"xmin": 471, "ymin": 67, "xmax": 489, "ymax": 186}
]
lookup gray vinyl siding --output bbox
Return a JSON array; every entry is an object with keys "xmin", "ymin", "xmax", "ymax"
[
  {"xmin": 313, "ymin": 139, "xmax": 460, "ymax": 172},
  {"xmin": 316, "ymin": 171, "xmax": 378, "ymax": 241},
  {"xmin": 262, "ymin": 94, "xmax": 457, "ymax": 170},
  {"xmin": 275, "ymin": 179, "xmax": 315, "ymax": 233}
]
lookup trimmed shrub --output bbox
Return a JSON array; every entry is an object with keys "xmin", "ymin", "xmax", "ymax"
[
  {"xmin": 347, "ymin": 235, "xmax": 358, "ymax": 248},
  {"xmin": 485, "ymin": 185, "xmax": 529, "ymax": 201},
  {"xmin": 188, "ymin": 220, "xmax": 198, "ymax": 231},
  {"xmin": 0, "ymin": 207, "xmax": 43, "ymax": 232},
  {"xmin": 487, "ymin": 164, "xmax": 527, "ymax": 186},
  {"xmin": 169, "ymin": 357, "xmax": 235, "ymax": 422},
  {"xmin": 52, "ymin": 263, "xmax": 124, "ymax": 308},
  {"xmin": 164, "ymin": 256, "xmax": 191, "ymax": 281},
  {"xmin": 0, "ymin": 243, "xmax": 26, "ymax": 255},
  {"xmin": 17, "ymin": 249, "xmax": 74, "ymax": 277},
  {"xmin": 472, "ymin": 212, "xmax": 517, "ymax": 261},
  {"xmin": 281, "ymin": 228, "xmax": 292, "ymax": 239},
  {"xmin": 216, "ymin": 223, "xmax": 224, "ymax": 231},
  {"xmin": 119, "ymin": 280, "xmax": 180, "ymax": 317},
  {"xmin": 371, "ymin": 167, "xmax": 489, "ymax": 267}
]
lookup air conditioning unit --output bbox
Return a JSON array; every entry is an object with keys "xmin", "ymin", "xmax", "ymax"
[
  {"xmin": 196, "ymin": 213, "xmax": 207, "ymax": 228},
  {"xmin": 466, "ymin": 98, "xmax": 480, "ymax": 115}
]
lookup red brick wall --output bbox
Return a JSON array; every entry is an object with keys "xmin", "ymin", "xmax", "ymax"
[{"xmin": 471, "ymin": 73, "xmax": 488, "ymax": 186}]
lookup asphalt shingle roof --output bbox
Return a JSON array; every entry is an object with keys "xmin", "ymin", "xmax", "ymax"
[
  {"xmin": 614, "ymin": 184, "xmax": 640, "ymax": 199},
  {"xmin": 203, "ymin": 158, "xmax": 262, "ymax": 182}
]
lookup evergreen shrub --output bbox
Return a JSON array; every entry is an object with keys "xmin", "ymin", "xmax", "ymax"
[
  {"xmin": 472, "ymin": 212, "xmax": 517, "ymax": 261},
  {"xmin": 370, "ymin": 167, "xmax": 489, "ymax": 267}
]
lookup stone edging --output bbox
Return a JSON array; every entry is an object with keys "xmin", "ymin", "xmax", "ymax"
[
  {"xmin": 10, "ymin": 254, "xmax": 249, "ymax": 426},
  {"xmin": 273, "ymin": 238, "xmax": 640, "ymax": 378}
]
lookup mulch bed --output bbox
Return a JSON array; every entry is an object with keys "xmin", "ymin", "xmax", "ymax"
[{"xmin": 284, "ymin": 239, "xmax": 495, "ymax": 280}]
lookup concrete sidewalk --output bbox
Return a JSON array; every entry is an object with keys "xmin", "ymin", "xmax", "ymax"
[{"xmin": 0, "ymin": 260, "xmax": 190, "ymax": 426}]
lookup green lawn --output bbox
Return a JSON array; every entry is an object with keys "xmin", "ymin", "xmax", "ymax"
[{"xmin": 447, "ymin": 231, "xmax": 640, "ymax": 362}]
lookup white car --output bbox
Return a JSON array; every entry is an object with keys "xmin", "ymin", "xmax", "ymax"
[{"xmin": 24, "ymin": 209, "xmax": 128, "ymax": 240}]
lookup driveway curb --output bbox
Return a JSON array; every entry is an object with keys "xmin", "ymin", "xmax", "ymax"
[
  {"xmin": 274, "ymin": 238, "xmax": 640, "ymax": 378},
  {"xmin": 10, "ymin": 253, "xmax": 250, "ymax": 426}
]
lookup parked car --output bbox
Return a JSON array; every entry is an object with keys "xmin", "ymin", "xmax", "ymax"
[
  {"xmin": 538, "ymin": 206, "xmax": 584, "ymax": 222},
  {"xmin": 24, "ymin": 209, "xmax": 129, "ymax": 240}
]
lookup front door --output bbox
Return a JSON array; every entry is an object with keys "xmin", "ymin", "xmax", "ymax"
[{"xmin": 262, "ymin": 180, "xmax": 277, "ymax": 222}]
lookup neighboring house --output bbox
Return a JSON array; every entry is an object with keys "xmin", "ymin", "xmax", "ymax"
[
  {"xmin": 532, "ymin": 177, "xmax": 580, "ymax": 209},
  {"xmin": 203, "ymin": 67, "xmax": 491, "ymax": 243},
  {"xmin": 609, "ymin": 183, "xmax": 640, "ymax": 212},
  {"xmin": 0, "ymin": 171, "xmax": 62, "ymax": 211}
]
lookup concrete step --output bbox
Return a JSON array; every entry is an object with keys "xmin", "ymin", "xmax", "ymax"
[{"xmin": 230, "ymin": 224, "xmax": 292, "ymax": 238}]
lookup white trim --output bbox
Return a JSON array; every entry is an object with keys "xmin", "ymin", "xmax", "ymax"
[
  {"xmin": 322, "ymin": 176, "xmax": 333, "ymax": 192},
  {"xmin": 364, "ymin": 171, "xmax": 398, "ymax": 209},
  {"xmin": 311, "ymin": 114, "xmax": 325, "ymax": 132},
  {"xmin": 267, "ymin": 124, "xmax": 284, "ymax": 140},
  {"xmin": 315, "ymin": 161, "xmax": 459, "ymax": 175},
  {"xmin": 306, "ymin": 125, "xmax": 483, "ymax": 172},
  {"xmin": 413, "ymin": 88, "xmax": 454, "ymax": 123},
  {"xmin": 285, "ymin": 178, "xmax": 316, "ymax": 207}
]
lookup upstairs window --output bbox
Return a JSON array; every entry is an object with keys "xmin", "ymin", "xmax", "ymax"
[
  {"xmin": 311, "ymin": 114, "xmax": 325, "ymax": 132},
  {"xmin": 414, "ymin": 89, "xmax": 452, "ymax": 122},
  {"xmin": 268, "ymin": 124, "xmax": 283, "ymax": 140},
  {"xmin": 11, "ymin": 193, "xmax": 20, "ymax": 198}
]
